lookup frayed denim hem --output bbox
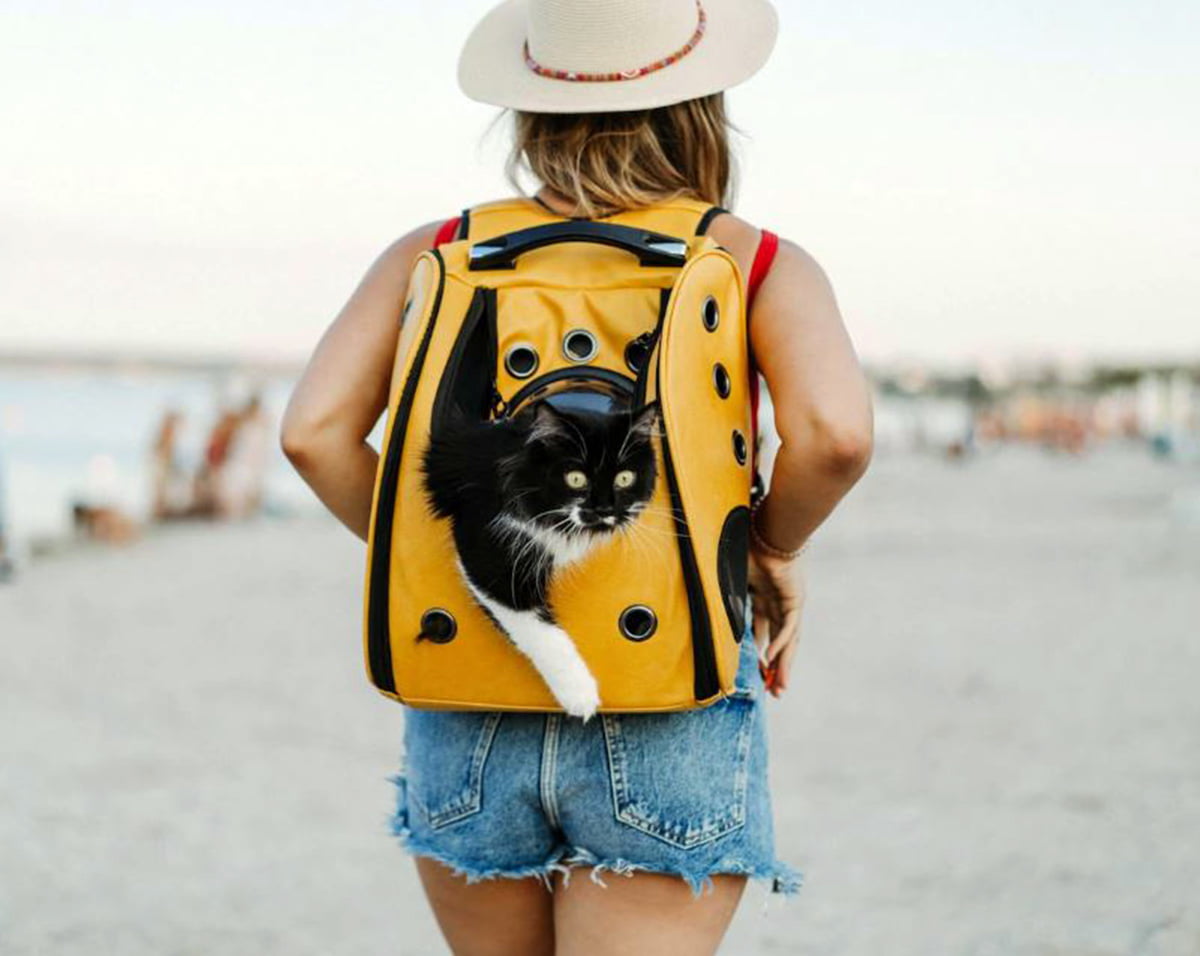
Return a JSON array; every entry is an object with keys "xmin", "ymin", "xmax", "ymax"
[
  {"xmin": 388, "ymin": 774, "xmax": 578, "ymax": 893},
  {"xmin": 554, "ymin": 845, "xmax": 803, "ymax": 908},
  {"xmin": 388, "ymin": 774, "xmax": 803, "ymax": 909}
]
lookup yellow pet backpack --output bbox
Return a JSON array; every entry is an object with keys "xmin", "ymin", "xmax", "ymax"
[{"xmin": 364, "ymin": 197, "xmax": 756, "ymax": 715}]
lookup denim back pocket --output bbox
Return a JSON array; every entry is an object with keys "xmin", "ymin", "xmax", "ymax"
[
  {"xmin": 402, "ymin": 710, "xmax": 503, "ymax": 829},
  {"xmin": 600, "ymin": 689, "xmax": 757, "ymax": 849}
]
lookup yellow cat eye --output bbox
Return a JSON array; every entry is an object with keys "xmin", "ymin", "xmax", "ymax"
[
  {"xmin": 613, "ymin": 470, "xmax": 636, "ymax": 489},
  {"xmin": 564, "ymin": 470, "xmax": 589, "ymax": 489}
]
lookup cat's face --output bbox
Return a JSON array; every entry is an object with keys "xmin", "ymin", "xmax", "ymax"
[{"xmin": 500, "ymin": 399, "xmax": 659, "ymax": 537}]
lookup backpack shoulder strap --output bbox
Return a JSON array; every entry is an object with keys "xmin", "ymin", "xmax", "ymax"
[{"xmin": 694, "ymin": 204, "xmax": 730, "ymax": 236}]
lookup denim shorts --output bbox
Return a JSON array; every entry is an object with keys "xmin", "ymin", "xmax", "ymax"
[{"xmin": 388, "ymin": 620, "xmax": 802, "ymax": 902}]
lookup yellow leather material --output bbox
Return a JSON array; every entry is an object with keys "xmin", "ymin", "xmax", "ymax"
[
  {"xmin": 656, "ymin": 249, "xmax": 754, "ymax": 699},
  {"xmin": 364, "ymin": 197, "xmax": 753, "ymax": 712}
]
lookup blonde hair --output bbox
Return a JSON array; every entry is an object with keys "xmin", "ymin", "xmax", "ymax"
[{"xmin": 504, "ymin": 94, "xmax": 736, "ymax": 218}]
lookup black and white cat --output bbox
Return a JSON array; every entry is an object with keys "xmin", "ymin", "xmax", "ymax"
[{"xmin": 421, "ymin": 396, "xmax": 659, "ymax": 720}]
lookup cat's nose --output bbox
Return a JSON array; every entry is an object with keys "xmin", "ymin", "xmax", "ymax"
[{"xmin": 586, "ymin": 505, "xmax": 617, "ymax": 526}]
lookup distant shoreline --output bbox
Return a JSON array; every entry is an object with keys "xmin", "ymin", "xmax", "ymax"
[
  {"xmin": 3, "ymin": 345, "xmax": 1196, "ymax": 386},
  {"xmin": 0, "ymin": 348, "xmax": 305, "ymax": 378}
]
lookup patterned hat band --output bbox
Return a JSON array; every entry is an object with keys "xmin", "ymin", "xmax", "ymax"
[{"xmin": 523, "ymin": 0, "xmax": 707, "ymax": 83}]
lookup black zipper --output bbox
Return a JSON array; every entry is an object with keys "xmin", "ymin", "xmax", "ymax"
[
  {"xmin": 632, "ymin": 288, "xmax": 672, "ymax": 409},
  {"xmin": 366, "ymin": 250, "xmax": 447, "ymax": 693},
  {"xmin": 631, "ymin": 281, "xmax": 718, "ymax": 696},
  {"xmin": 652, "ymin": 335, "xmax": 720, "ymax": 701}
]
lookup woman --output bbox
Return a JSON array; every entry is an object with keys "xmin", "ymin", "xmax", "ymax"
[{"xmin": 282, "ymin": 0, "xmax": 873, "ymax": 952}]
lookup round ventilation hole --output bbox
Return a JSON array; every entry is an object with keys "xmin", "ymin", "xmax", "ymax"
[
  {"xmin": 504, "ymin": 343, "xmax": 539, "ymax": 379},
  {"xmin": 618, "ymin": 605, "xmax": 658, "ymax": 642},
  {"xmin": 732, "ymin": 429, "xmax": 748, "ymax": 465},
  {"xmin": 625, "ymin": 337, "xmax": 650, "ymax": 373},
  {"xmin": 419, "ymin": 608, "xmax": 457, "ymax": 644},
  {"xmin": 713, "ymin": 362, "xmax": 731, "ymax": 398},
  {"xmin": 701, "ymin": 296, "xmax": 720, "ymax": 332},
  {"xmin": 562, "ymin": 328, "xmax": 599, "ymax": 363}
]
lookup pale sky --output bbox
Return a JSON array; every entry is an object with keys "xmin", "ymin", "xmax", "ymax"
[{"xmin": 2, "ymin": 0, "xmax": 1197, "ymax": 366}]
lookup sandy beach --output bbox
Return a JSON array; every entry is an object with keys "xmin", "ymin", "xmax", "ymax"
[{"xmin": 2, "ymin": 446, "xmax": 1198, "ymax": 955}]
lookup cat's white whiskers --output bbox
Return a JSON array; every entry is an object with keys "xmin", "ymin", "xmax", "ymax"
[
  {"xmin": 632, "ymin": 502, "xmax": 688, "ymax": 526},
  {"xmin": 618, "ymin": 518, "xmax": 651, "ymax": 565},
  {"xmin": 518, "ymin": 503, "xmax": 571, "ymax": 525},
  {"xmin": 619, "ymin": 511, "xmax": 685, "ymax": 541},
  {"xmin": 506, "ymin": 520, "xmax": 558, "ymax": 602},
  {"xmin": 496, "ymin": 510, "xmax": 596, "ymax": 573},
  {"xmin": 624, "ymin": 519, "xmax": 668, "ymax": 565},
  {"xmin": 497, "ymin": 514, "xmax": 549, "ymax": 602}
]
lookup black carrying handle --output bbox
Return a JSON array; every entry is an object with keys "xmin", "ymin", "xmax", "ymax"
[{"xmin": 468, "ymin": 220, "xmax": 689, "ymax": 271}]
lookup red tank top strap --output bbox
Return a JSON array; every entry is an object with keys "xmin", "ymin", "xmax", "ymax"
[
  {"xmin": 433, "ymin": 215, "xmax": 462, "ymax": 247},
  {"xmin": 745, "ymin": 228, "xmax": 779, "ymax": 479},
  {"xmin": 747, "ymin": 228, "xmax": 780, "ymax": 309}
]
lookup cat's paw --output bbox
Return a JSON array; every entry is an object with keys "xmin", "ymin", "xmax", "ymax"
[{"xmin": 554, "ymin": 673, "xmax": 601, "ymax": 722}]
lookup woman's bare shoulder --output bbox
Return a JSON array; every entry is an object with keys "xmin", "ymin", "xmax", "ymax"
[
  {"xmin": 704, "ymin": 211, "xmax": 760, "ymax": 275},
  {"xmin": 707, "ymin": 211, "xmax": 830, "ymax": 294},
  {"xmin": 372, "ymin": 219, "xmax": 446, "ymax": 274}
]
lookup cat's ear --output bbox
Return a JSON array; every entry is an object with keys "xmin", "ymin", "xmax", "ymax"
[
  {"xmin": 526, "ymin": 401, "xmax": 570, "ymax": 446},
  {"xmin": 624, "ymin": 403, "xmax": 662, "ymax": 448},
  {"xmin": 629, "ymin": 403, "xmax": 660, "ymax": 443}
]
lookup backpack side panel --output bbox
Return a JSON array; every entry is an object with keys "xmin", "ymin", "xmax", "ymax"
[
  {"xmin": 363, "ymin": 249, "xmax": 447, "ymax": 697},
  {"xmin": 656, "ymin": 246, "xmax": 754, "ymax": 700}
]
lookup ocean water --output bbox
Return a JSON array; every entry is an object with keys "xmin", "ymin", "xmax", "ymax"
[
  {"xmin": 0, "ymin": 368, "xmax": 328, "ymax": 555},
  {"xmin": 5, "ymin": 366, "xmax": 1192, "ymax": 561}
]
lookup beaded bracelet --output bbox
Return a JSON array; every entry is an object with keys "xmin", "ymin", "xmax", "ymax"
[{"xmin": 749, "ymin": 497, "xmax": 807, "ymax": 561}]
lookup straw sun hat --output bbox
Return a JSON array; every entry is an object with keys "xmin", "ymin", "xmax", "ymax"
[{"xmin": 457, "ymin": 0, "xmax": 779, "ymax": 114}]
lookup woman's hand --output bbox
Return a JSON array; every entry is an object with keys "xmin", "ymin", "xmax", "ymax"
[
  {"xmin": 728, "ymin": 232, "xmax": 872, "ymax": 699},
  {"xmin": 748, "ymin": 546, "xmax": 807, "ymax": 697}
]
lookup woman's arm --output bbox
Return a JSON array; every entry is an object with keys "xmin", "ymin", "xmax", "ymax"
[
  {"xmin": 280, "ymin": 220, "xmax": 443, "ymax": 541},
  {"xmin": 751, "ymin": 238, "xmax": 874, "ymax": 552},
  {"xmin": 746, "ymin": 237, "xmax": 874, "ymax": 695}
]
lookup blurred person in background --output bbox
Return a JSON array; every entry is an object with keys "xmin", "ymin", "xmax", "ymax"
[
  {"xmin": 149, "ymin": 409, "xmax": 192, "ymax": 521},
  {"xmin": 0, "ymin": 446, "xmax": 12, "ymax": 581},
  {"xmin": 215, "ymin": 393, "xmax": 270, "ymax": 520},
  {"xmin": 191, "ymin": 407, "xmax": 239, "ymax": 518}
]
